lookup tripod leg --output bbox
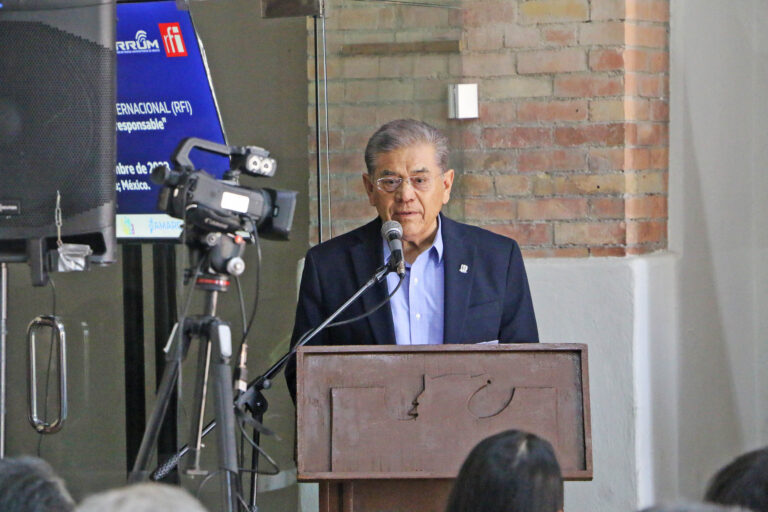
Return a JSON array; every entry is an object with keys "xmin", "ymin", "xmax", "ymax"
[
  {"xmin": 185, "ymin": 338, "xmax": 212, "ymax": 475},
  {"xmin": 129, "ymin": 357, "xmax": 180, "ymax": 482},
  {"xmin": 210, "ymin": 320, "xmax": 241, "ymax": 512}
]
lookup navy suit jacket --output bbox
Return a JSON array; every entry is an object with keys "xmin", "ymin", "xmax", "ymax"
[{"xmin": 285, "ymin": 214, "xmax": 538, "ymax": 399}]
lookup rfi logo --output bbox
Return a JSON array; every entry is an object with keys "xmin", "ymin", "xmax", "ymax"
[{"xmin": 158, "ymin": 23, "xmax": 187, "ymax": 57}]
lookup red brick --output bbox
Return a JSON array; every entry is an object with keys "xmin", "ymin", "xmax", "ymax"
[
  {"xmin": 624, "ymin": 49, "xmax": 650, "ymax": 72},
  {"xmin": 343, "ymin": 130, "xmax": 371, "ymax": 152},
  {"xmin": 649, "ymin": 148, "xmax": 669, "ymax": 169},
  {"xmin": 626, "ymin": 220, "xmax": 666, "ymax": 244},
  {"xmin": 329, "ymin": 152, "xmax": 364, "ymax": 174},
  {"xmin": 638, "ymin": 74, "xmax": 664, "ymax": 97},
  {"xmin": 589, "ymin": 48, "xmax": 624, "ymax": 71},
  {"xmin": 518, "ymin": 148, "xmax": 587, "ymax": 172},
  {"xmin": 503, "ymin": 25, "xmax": 542, "ymax": 48},
  {"xmin": 554, "ymin": 174, "xmax": 625, "ymax": 195},
  {"xmin": 625, "ymin": 23, "xmax": 668, "ymax": 48},
  {"xmin": 338, "ymin": 7, "xmax": 380, "ymax": 30},
  {"xmin": 625, "ymin": 122, "xmax": 668, "ymax": 146},
  {"xmin": 485, "ymin": 223, "xmax": 553, "ymax": 245},
  {"xmin": 590, "ymin": 198, "xmax": 625, "ymax": 219},
  {"xmin": 480, "ymin": 102, "xmax": 517, "ymax": 124},
  {"xmin": 465, "ymin": 26, "xmax": 505, "ymax": 51},
  {"xmin": 579, "ymin": 21, "xmax": 625, "ymax": 45},
  {"xmin": 626, "ymin": 0, "xmax": 670, "ymax": 22},
  {"xmin": 648, "ymin": 51, "xmax": 669, "ymax": 73},
  {"xmin": 625, "ymin": 170, "xmax": 667, "ymax": 194},
  {"xmin": 465, "ymin": 199, "xmax": 516, "ymax": 220},
  {"xmin": 625, "ymin": 98, "xmax": 651, "ymax": 121},
  {"xmin": 519, "ymin": 198, "xmax": 589, "ymax": 220},
  {"xmin": 464, "ymin": 1, "xmax": 516, "ymax": 26},
  {"xmin": 524, "ymin": 247, "xmax": 590, "ymax": 258},
  {"xmin": 588, "ymin": 148, "xmax": 625, "ymax": 171},
  {"xmin": 332, "ymin": 199, "xmax": 374, "ymax": 220},
  {"xmin": 518, "ymin": 48, "xmax": 587, "ymax": 74},
  {"xmin": 555, "ymin": 123, "xmax": 625, "ymax": 146},
  {"xmin": 589, "ymin": 99, "xmax": 624, "ymax": 121},
  {"xmin": 590, "ymin": 246, "xmax": 627, "ymax": 256},
  {"xmin": 518, "ymin": 99, "xmax": 588, "ymax": 122},
  {"xmin": 519, "ymin": 0, "xmax": 590, "ymax": 24},
  {"xmin": 459, "ymin": 173, "xmax": 494, "ymax": 196},
  {"xmin": 625, "ymin": 196, "xmax": 667, "ymax": 219},
  {"xmin": 342, "ymin": 105, "xmax": 380, "ymax": 128},
  {"xmin": 624, "ymin": 147, "xmax": 651, "ymax": 170},
  {"xmin": 650, "ymin": 99, "xmax": 669, "ymax": 121},
  {"xmin": 554, "ymin": 74, "xmax": 623, "ymax": 97},
  {"xmin": 483, "ymin": 127, "xmax": 552, "ymax": 148},
  {"xmin": 465, "ymin": 151, "xmax": 517, "ymax": 172},
  {"xmin": 496, "ymin": 175, "xmax": 531, "ymax": 195},
  {"xmin": 555, "ymin": 221, "xmax": 626, "ymax": 245},
  {"xmin": 541, "ymin": 25, "xmax": 578, "ymax": 46},
  {"xmin": 591, "ymin": 0, "xmax": 626, "ymax": 20},
  {"xmin": 448, "ymin": 129, "xmax": 481, "ymax": 151},
  {"xmin": 533, "ymin": 174, "xmax": 555, "ymax": 196},
  {"xmin": 462, "ymin": 53, "xmax": 516, "ymax": 77}
]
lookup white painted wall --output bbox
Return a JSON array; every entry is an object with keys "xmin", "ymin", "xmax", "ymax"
[
  {"xmin": 668, "ymin": 0, "xmax": 768, "ymax": 501},
  {"xmin": 526, "ymin": 2, "xmax": 768, "ymax": 510}
]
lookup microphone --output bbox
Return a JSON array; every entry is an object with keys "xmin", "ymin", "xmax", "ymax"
[{"xmin": 381, "ymin": 220, "xmax": 406, "ymax": 277}]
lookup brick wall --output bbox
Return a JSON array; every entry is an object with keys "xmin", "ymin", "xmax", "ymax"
[{"xmin": 308, "ymin": 0, "xmax": 669, "ymax": 256}]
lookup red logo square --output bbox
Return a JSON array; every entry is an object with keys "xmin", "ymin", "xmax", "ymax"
[{"xmin": 158, "ymin": 22, "xmax": 187, "ymax": 57}]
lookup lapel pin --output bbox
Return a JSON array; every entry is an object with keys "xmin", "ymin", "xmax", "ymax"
[{"xmin": 459, "ymin": 264, "xmax": 469, "ymax": 273}]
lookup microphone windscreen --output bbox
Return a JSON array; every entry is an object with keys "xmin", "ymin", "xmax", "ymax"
[{"xmin": 381, "ymin": 220, "xmax": 403, "ymax": 241}]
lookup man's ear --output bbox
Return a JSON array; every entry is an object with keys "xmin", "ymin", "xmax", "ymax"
[
  {"xmin": 362, "ymin": 173, "xmax": 376, "ymax": 206},
  {"xmin": 442, "ymin": 169, "xmax": 455, "ymax": 204}
]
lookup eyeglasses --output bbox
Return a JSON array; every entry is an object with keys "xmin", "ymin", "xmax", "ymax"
[{"xmin": 375, "ymin": 173, "xmax": 436, "ymax": 193}]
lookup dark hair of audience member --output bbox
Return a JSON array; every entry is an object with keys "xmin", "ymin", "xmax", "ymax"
[
  {"xmin": 705, "ymin": 447, "xmax": 768, "ymax": 512},
  {"xmin": 445, "ymin": 429, "xmax": 563, "ymax": 512},
  {"xmin": 0, "ymin": 456, "xmax": 74, "ymax": 512}
]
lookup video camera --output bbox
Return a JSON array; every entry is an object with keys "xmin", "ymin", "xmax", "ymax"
[{"xmin": 152, "ymin": 137, "xmax": 297, "ymax": 240}]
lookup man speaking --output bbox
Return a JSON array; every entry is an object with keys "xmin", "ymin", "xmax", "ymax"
[{"xmin": 286, "ymin": 119, "xmax": 538, "ymax": 399}]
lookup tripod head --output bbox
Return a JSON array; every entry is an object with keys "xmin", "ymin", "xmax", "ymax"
[{"xmin": 184, "ymin": 228, "xmax": 248, "ymax": 286}]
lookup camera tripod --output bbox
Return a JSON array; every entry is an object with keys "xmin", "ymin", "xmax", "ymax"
[{"xmin": 129, "ymin": 232, "xmax": 247, "ymax": 512}]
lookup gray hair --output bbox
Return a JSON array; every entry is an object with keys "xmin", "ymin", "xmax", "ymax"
[
  {"xmin": 364, "ymin": 119, "xmax": 449, "ymax": 174},
  {"xmin": 639, "ymin": 503, "xmax": 750, "ymax": 512},
  {"xmin": 0, "ymin": 456, "xmax": 74, "ymax": 512},
  {"xmin": 76, "ymin": 483, "xmax": 208, "ymax": 512}
]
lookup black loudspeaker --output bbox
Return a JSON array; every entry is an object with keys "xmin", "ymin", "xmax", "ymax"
[{"xmin": 0, "ymin": 0, "xmax": 117, "ymax": 285}]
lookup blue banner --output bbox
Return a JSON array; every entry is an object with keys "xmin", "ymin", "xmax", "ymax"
[{"xmin": 116, "ymin": 1, "xmax": 228, "ymax": 239}]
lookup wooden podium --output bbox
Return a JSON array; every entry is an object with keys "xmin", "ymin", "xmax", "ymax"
[{"xmin": 296, "ymin": 344, "xmax": 591, "ymax": 512}]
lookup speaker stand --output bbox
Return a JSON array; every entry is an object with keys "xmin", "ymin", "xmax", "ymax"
[{"xmin": 0, "ymin": 262, "xmax": 7, "ymax": 458}]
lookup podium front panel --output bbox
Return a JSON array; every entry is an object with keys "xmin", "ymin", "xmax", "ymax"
[{"xmin": 297, "ymin": 343, "xmax": 591, "ymax": 481}]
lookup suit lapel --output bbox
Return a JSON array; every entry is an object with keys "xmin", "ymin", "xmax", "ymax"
[
  {"xmin": 441, "ymin": 215, "xmax": 476, "ymax": 344},
  {"xmin": 349, "ymin": 218, "xmax": 395, "ymax": 345}
]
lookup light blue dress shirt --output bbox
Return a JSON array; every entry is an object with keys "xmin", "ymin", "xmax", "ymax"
[{"xmin": 383, "ymin": 219, "xmax": 445, "ymax": 345}]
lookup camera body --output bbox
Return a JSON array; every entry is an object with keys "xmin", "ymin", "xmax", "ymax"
[{"xmin": 152, "ymin": 138, "xmax": 297, "ymax": 240}]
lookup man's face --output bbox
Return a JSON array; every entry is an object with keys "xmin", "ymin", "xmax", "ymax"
[{"xmin": 363, "ymin": 142, "xmax": 454, "ymax": 248}]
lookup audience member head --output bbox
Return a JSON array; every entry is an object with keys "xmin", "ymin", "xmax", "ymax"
[
  {"xmin": 640, "ymin": 503, "xmax": 748, "ymax": 512},
  {"xmin": 0, "ymin": 455, "xmax": 74, "ymax": 512},
  {"xmin": 704, "ymin": 447, "xmax": 768, "ymax": 512},
  {"xmin": 76, "ymin": 483, "xmax": 207, "ymax": 512},
  {"xmin": 445, "ymin": 429, "xmax": 563, "ymax": 512}
]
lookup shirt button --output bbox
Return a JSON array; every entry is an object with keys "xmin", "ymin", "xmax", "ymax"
[
  {"xmin": 415, "ymin": 313, "xmax": 421, "ymax": 320},
  {"xmin": 413, "ymin": 277, "xmax": 419, "ymax": 284}
]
